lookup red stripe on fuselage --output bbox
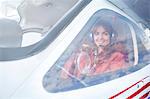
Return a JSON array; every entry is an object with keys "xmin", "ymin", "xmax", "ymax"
[
  {"xmin": 140, "ymin": 91, "xmax": 150, "ymax": 99},
  {"xmin": 127, "ymin": 82, "xmax": 150, "ymax": 99},
  {"xmin": 109, "ymin": 76, "xmax": 149, "ymax": 99}
]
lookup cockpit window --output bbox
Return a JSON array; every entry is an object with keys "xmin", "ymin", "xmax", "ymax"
[{"xmin": 43, "ymin": 9, "xmax": 141, "ymax": 93}]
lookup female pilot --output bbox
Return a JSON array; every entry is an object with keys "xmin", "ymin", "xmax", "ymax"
[{"xmin": 61, "ymin": 20, "xmax": 128, "ymax": 79}]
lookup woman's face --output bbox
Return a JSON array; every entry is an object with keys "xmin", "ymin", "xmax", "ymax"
[{"xmin": 93, "ymin": 26, "xmax": 110, "ymax": 47}]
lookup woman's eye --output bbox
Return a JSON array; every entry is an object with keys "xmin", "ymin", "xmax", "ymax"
[
  {"xmin": 94, "ymin": 32, "xmax": 99, "ymax": 35},
  {"xmin": 104, "ymin": 32, "xmax": 109, "ymax": 36}
]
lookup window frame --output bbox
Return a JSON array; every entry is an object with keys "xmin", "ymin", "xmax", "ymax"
[{"xmin": 43, "ymin": 9, "xmax": 146, "ymax": 93}]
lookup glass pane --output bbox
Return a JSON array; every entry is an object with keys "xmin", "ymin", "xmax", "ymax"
[
  {"xmin": 133, "ymin": 24, "xmax": 150, "ymax": 64},
  {"xmin": 43, "ymin": 9, "xmax": 135, "ymax": 93}
]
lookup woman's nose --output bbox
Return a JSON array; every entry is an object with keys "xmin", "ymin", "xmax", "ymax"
[{"xmin": 98, "ymin": 34, "xmax": 103, "ymax": 39}]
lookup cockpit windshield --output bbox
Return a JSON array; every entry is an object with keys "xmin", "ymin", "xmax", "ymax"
[{"xmin": 43, "ymin": 9, "xmax": 150, "ymax": 93}]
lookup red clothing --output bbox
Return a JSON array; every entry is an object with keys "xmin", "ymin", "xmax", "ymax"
[
  {"xmin": 93, "ymin": 52, "xmax": 126, "ymax": 74},
  {"xmin": 61, "ymin": 48, "xmax": 127, "ymax": 79}
]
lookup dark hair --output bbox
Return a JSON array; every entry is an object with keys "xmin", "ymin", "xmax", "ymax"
[{"xmin": 91, "ymin": 20, "xmax": 114, "ymax": 38}]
